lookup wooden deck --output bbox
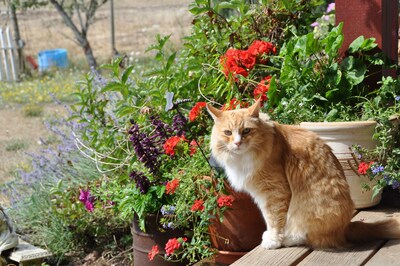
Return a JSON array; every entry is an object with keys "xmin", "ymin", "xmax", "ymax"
[
  {"xmin": 231, "ymin": 206, "xmax": 400, "ymax": 266},
  {"xmin": 197, "ymin": 205, "xmax": 400, "ymax": 266}
]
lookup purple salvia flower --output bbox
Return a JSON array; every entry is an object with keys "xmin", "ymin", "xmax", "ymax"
[
  {"xmin": 129, "ymin": 171, "xmax": 151, "ymax": 194},
  {"xmin": 172, "ymin": 113, "xmax": 188, "ymax": 136},
  {"xmin": 128, "ymin": 120, "xmax": 162, "ymax": 175}
]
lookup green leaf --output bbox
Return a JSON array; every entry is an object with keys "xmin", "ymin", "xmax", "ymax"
[
  {"xmin": 348, "ymin": 36, "xmax": 377, "ymax": 53},
  {"xmin": 189, "ymin": 6, "xmax": 209, "ymax": 15},
  {"xmin": 122, "ymin": 66, "xmax": 135, "ymax": 84},
  {"xmin": 101, "ymin": 81, "xmax": 122, "ymax": 92},
  {"xmin": 325, "ymin": 108, "xmax": 339, "ymax": 121},
  {"xmin": 166, "ymin": 52, "xmax": 177, "ymax": 72},
  {"xmin": 371, "ymin": 186, "xmax": 382, "ymax": 199},
  {"xmin": 155, "ymin": 185, "xmax": 166, "ymax": 198},
  {"xmin": 267, "ymin": 77, "xmax": 278, "ymax": 106},
  {"xmin": 341, "ymin": 57, "xmax": 367, "ymax": 85},
  {"xmin": 325, "ymin": 88, "xmax": 339, "ymax": 99},
  {"xmin": 348, "ymin": 36, "xmax": 365, "ymax": 53}
]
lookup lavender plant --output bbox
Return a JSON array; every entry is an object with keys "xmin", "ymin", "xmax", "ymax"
[{"xmin": 1, "ymin": 113, "xmax": 130, "ymax": 264}]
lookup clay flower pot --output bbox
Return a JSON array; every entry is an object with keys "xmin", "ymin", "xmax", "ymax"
[
  {"xmin": 131, "ymin": 214, "xmax": 187, "ymax": 266},
  {"xmin": 208, "ymin": 182, "xmax": 266, "ymax": 264}
]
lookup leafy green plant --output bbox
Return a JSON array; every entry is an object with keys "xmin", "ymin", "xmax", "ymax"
[
  {"xmin": 351, "ymin": 76, "xmax": 400, "ymax": 197},
  {"xmin": 268, "ymin": 23, "xmax": 384, "ymax": 123}
]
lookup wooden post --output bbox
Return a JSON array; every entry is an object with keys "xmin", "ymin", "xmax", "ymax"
[
  {"xmin": 336, "ymin": 0, "xmax": 398, "ymax": 78},
  {"xmin": 110, "ymin": 0, "xmax": 116, "ymax": 56}
]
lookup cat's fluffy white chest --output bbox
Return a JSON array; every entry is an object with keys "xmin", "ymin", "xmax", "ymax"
[{"xmin": 223, "ymin": 154, "xmax": 256, "ymax": 191}]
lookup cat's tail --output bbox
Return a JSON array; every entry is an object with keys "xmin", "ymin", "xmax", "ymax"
[{"xmin": 345, "ymin": 218, "xmax": 400, "ymax": 243}]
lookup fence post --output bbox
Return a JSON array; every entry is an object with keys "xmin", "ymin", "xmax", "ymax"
[{"xmin": 0, "ymin": 27, "xmax": 20, "ymax": 82}]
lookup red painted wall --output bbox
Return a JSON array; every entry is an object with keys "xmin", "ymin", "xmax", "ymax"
[
  {"xmin": 336, "ymin": 0, "xmax": 398, "ymax": 76},
  {"xmin": 335, "ymin": 0, "xmax": 382, "ymax": 52}
]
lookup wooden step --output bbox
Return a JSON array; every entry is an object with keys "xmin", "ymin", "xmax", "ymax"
[{"xmin": 2, "ymin": 239, "xmax": 52, "ymax": 266}]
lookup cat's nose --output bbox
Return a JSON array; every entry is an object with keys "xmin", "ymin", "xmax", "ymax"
[{"xmin": 234, "ymin": 141, "xmax": 241, "ymax": 147}]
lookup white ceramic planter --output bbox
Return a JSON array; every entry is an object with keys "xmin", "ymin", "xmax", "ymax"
[{"xmin": 300, "ymin": 121, "xmax": 380, "ymax": 209}]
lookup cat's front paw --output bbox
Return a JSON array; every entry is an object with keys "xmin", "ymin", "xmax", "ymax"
[{"xmin": 261, "ymin": 230, "xmax": 282, "ymax": 249}]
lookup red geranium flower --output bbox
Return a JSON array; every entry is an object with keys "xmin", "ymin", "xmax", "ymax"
[
  {"xmin": 165, "ymin": 238, "xmax": 181, "ymax": 256},
  {"xmin": 220, "ymin": 48, "xmax": 254, "ymax": 81},
  {"xmin": 148, "ymin": 245, "xmax": 159, "ymax": 261},
  {"xmin": 189, "ymin": 140, "xmax": 198, "ymax": 156},
  {"xmin": 166, "ymin": 179, "xmax": 179, "ymax": 195},
  {"xmin": 189, "ymin": 102, "xmax": 207, "ymax": 122},
  {"xmin": 217, "ymin": 195, "xmax": 234, "ymax": 207},
  {"xmin": 190, "ymin": 199, "xmax": 205, "ymax": 212},
  {"xmin": 164, "ymin": 136, "xmax": 186, "ymax": 156},
  {"xmin": 248, "ymin": 40, "xmax": 277, "ymax": 58},
  {"xmin": 358, "ymin": 161, "xmax": 373, "ymax": 175},
  {"xmin": 237, "ymin": 49, "xmax": 256, "ymax": 70},
  {"xmin": 254, "ymin": 76, "xmax": 272, "ymax": 103},
  {"xmin": 221, "ymin": 98, "xmax": 249, "ymax": 111}
]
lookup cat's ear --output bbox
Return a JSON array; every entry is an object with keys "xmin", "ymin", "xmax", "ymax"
[
  {"xmin": 206, "ymin": 104, "xmax": 223, "ymax": 121},
  {"xmin": 248, "ymin": 99, "xmax": 261, "ymax": 118}
]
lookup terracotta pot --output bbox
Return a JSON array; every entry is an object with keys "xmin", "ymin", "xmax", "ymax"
[
  {"xmin": 300, "ymin": 121, "xmax": 381, "ymax": 209},
  {"xmin": 209, "ymin": 182, "xmax": 266, "ymax": 264},
  {"xmin": 131, "ymin": 214, "xmax": 187, "ymax": 266}
]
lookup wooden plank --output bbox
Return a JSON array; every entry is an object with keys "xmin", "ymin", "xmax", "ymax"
[
  {"xmin": 297, "ymin": 240, "xmax": 384, "ymax": 266},
  {"xmin": 231, "ymin": 245, "xmax": 311, "ymax": 266},
  {"xmin": 297, "ymin": 207, "xmax": 398, "ymax": 266},
  {"xmin": 364, "ymin": 239, "xmax": 400, "ymax": 266},
  {"xmin": 7, "ymin": 239, "xmax": 52, "ymax": 263}
]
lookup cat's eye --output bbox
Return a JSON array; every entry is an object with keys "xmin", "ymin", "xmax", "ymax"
[
  {"xmin": 242, "ymin": 128, "xmax": 251, "ymax": 135},
  {"xmin": 224, "ymin": 130, "xmax": 232, "ymax": 136}
]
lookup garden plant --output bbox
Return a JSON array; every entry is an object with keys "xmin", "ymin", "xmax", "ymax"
[{"xmin": 1, "ymin": 0, "xmax": 400, "ymax": 265}]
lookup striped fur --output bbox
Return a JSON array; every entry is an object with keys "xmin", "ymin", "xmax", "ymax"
[{"xmin": 207, "ymin": 100, "xmax": 400, "ymax": 249}]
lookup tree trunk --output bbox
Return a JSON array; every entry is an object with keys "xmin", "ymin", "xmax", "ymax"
[
  {"xmin": 9, "ymin": 3, "xmax": 25, "ymax": 76},
  {"xmin": 49, "ymin": 0, "xmax": 98, "ymax": 68}
]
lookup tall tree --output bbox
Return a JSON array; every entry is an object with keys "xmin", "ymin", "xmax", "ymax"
[{"xmin": 13, "ymin": 0, "xmax": 108, "ymax": 68}]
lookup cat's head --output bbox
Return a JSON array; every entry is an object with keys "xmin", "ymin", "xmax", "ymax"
[{"xmin": 207, "ymin": 100, "xmax": 272, "ymax": 156}]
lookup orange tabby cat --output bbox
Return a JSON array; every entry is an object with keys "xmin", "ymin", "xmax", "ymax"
[{"xmin": 207, "ymin": 100, "xmax": 400, "ymax": 249}]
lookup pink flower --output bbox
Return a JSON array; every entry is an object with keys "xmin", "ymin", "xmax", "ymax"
[{"xmin": 79, "ymin": 189, "xmax": 95, "ymax": 212}]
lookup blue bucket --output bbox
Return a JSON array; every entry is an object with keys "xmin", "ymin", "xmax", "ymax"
[{"xmin": 38, "ymin": 49, "xmax": 69, "ymax": 71}]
